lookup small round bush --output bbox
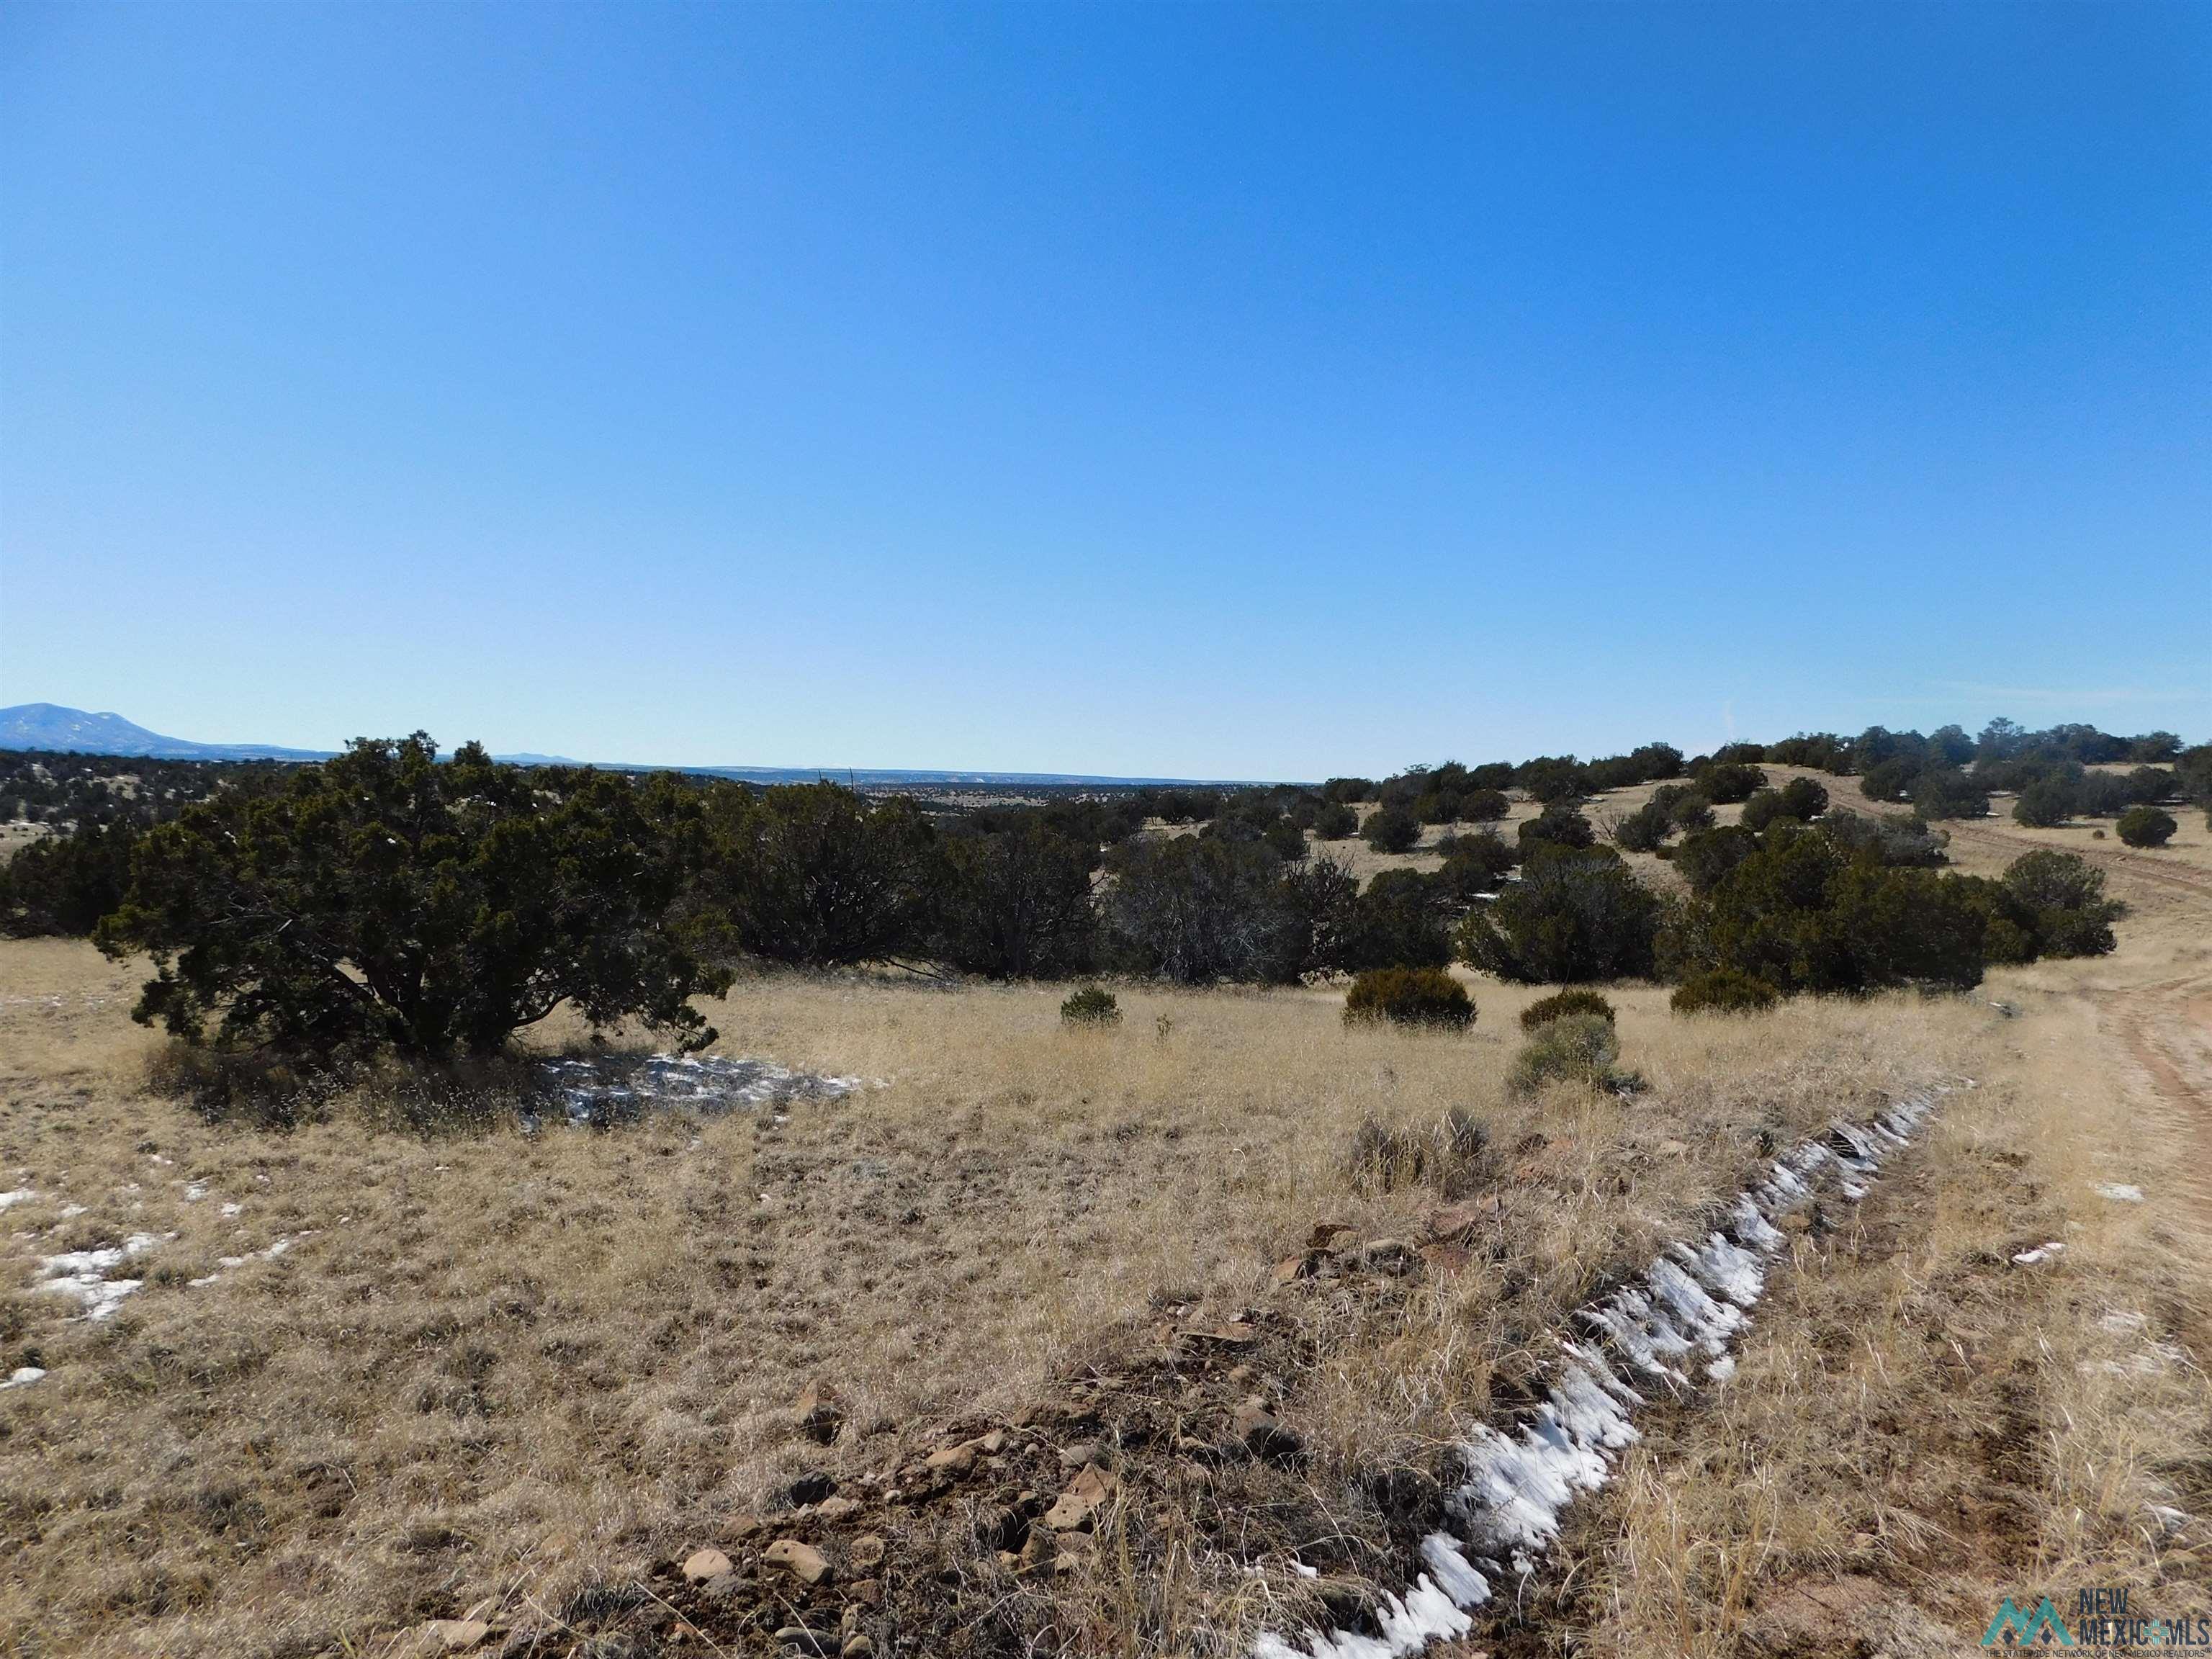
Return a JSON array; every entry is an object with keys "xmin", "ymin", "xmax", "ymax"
[
  {"xmin": 1460, "ymin": 788, "xmax": 1511, "ymax": 822},
  {"xmin": 1778, "ymin": 776, "xmax": 1830, "ymax": 820},
  {"xmin": 2012, "ymin": 777, "xmax": 2074, "ymax": 828},
  {"xmin": 1362, "ymin": 805, "xmax": 1421, "ymax": 855},
  {"xmin": 1311, "ymin": 801, "xmax": 1359, "ymax": 840},
  {"xmin": 1519, "ymin": 989, "xmax": 1616, "ymax": 1031},
  {"xmin": 1517, "ymin": 804, "xmax": 1595, "ymax": 854},
  {"xmin": 1060, "ymin": 985, "xmax": 1121, "ymax": 1027},
  {"xmin": 1670, "ymin": 968, "xmax": 1781, "ymax": 1015},
  {"xmin": 1508, "ymin": 1012, "xmax": 1621, "ymax": 1093},
  {"xmin": 2116, "ymin": 805, "xmax": 2177, "ymax": 848},
  {"xmin": 1344, "ymin": 967, "xmax": 1474, "ymax": 1030},
  {"xmin": 1739, "ymin": 788, "xmax": 1789, "ymax": 833}
]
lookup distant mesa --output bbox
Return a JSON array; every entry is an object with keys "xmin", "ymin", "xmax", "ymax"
[{"xmin": 0, "ymin": 704, "xmax": 1258, "ymax": 786}]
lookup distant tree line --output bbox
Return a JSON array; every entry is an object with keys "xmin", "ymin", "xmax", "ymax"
[{"xmin": 0, "ymin": 713, "xmax": 2196, "ymax": 1064}]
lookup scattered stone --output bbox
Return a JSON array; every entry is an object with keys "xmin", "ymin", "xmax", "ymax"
[
  {"xmin": 850, "ymin": 1578, "xmax": 884, "ymax": 1606},
  {"xmin": 1056, "ymin": 1440, "xmax": 1100, "ymax": 1470},
  {"xmin": 788, "ymin": 1471, "xmax": 837, "ymax": 1506},
  {"xmin": 773, "ymin": 1627, "xmax": 837, "ymax": 1655},
  {"xmin": 764, "ymin": 1539, "xmax": 832, "ymax": 1586},
  {"xmin": 1184, "ymin": 1320, "xmax": 1255, "ymax": 1347},
  {"xmin": 1017, "ymin": 1527, "xmax": 1056, "ymax": 1573},
  {"xmin": 848, "ymin": 1533, "xmax": 886, "ymax": 1570},
  {"xmin": 1306, "ymin": 1220, "xmax": 1354, "ymax": 1249},
  {"xmin": 724, "ymin": 1513, "xmax": 765, "ymax": 1541},
  {"xmin": 979, "ymin": 1428, "xmax": 1008, "ymax": 1454},
  {"xmin": 1042, "ymin": 1463, "xmax": 1116, "ymax": 1532},
  {"xmin": 1424, "ymin": 1196, "xmax": 1502, "ymax": 1242},
  {"xmin": 681, "ymin": 1547, "xmax": 732, "ymax": 1583},
  {"xmin": 925, "ymin": 1439, "xmax": 980, "ymax": 1475},
  {"xmin": 1418, "ymin": 1241, "xmax": 1471, "ymax": 1276},
  {"xmin": 813, "ymin": 1495, "xmax": 862, "ymax": 1522},
  {"xmin": 841, "ymin": 1639, "xmax": 874, "ymax": 1659}
]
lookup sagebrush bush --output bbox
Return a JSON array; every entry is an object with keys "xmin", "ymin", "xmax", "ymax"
[
  {"xmin": 1508, "ymin": 1012, "xmax": 1624, "ymax": 1094},
  {"xmin": 1519, "ymin": 989, "xmax": 1615, "ymax": 1030},
  {"xmin": 1059, "ymin": 985, "xmax": 1121, "ymax": 1027},
  {"xmin": 1670, "ymin": 968, "xmax": 1780, "ymax": 1015},
  {"xmin": 1344, "ymin": 966, "xmax": 1474, "ymax": 1030},
  {"xmin": 2116, "ymin": 805, "xmax": 2176, "ymax": 848}
]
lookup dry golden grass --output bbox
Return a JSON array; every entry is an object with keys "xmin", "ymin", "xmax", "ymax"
[
  {"xmin": 2, "ymin": 789, "xmax": 2206, "ymax": 1658},
  {"xmin": 1557, "ymin": 809, "xmax": 2212, "ymax": 1659}
]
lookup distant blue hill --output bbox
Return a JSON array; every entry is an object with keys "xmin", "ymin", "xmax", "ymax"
[
  {"xmin": 1, "ymin": 703, "xmax": 333, "ymax": 762},
  {"xmin": 0, "ymin": 704, "xmax": 1266, "ymax": 786}
]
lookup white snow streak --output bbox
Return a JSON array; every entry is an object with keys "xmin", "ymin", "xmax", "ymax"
[{"xmin": 1251, "ymin": 1088, "xmax": 1947, "ymax": 1659}]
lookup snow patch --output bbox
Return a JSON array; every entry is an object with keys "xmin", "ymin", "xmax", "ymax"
[
  {"xmin": 0, "ymin": 1189, "xmax": 35, "ymax": 1212},
  {"xmin": 1249, "ymin": 1087, "xmax": 1949, "ymax": 1659},
  {"xmin": 2094, "ymin": 1183, "xmax": 2145, "ymax": 1203},
  {"xmin": 1, "ymin": 1365, "xmax": 45, "ymax": 1390},
  {"xmin": 36, "ymin": 1231, "xmax": 163, "ymax": 1319},
  {"xmin": 2011, "ymin": 1242, "xmax": 2066, "ymax": 1266},
  {"xmin": 535, "ymin": 1052, "xmax": 868, "ymax": 1128}
]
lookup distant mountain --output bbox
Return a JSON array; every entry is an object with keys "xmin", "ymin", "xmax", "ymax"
[
  {"xmin": 0, "ymin": 703, "xmax": 332, "ymax": 762},
  {"xmin": 0, "ymin": 705, "xmax": 1262, "ymax": 785}
]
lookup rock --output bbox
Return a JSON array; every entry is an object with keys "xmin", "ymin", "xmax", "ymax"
[
  {"xmin": 796, "ymin": 1380, "xmax": 845, "ymax": 1445},
  {"xmin": 1184, "ymin": 1320, "xmax": 1255, "ymax": 1347},
  {"xmin": 1306, "ymin": 1220, "xmax": 1354, "ymax": 1250},
  {"xmin": 1233, "ymin": 1402, "xmax": 1305, "ymax": 1465},
  {"xmin": 1226, "ymin": 1364, "xmax": 1255, "ymax": 1385},
  {"xmin": 1056, "ymin": 1439, "xmax": 1100, "ymax": 1470},
  {"xmin": 1418, "ymin": 1241, "xmax": 1471, "ymax": 1276},
  {"xmin": 764, "ymin": 1539, "xmax": 832, "ymax": 1586},
  {"xmin": 1426, "ymin": 1197, "xmax": 1501, "ymax": 1242},
  {"xmin": 1042, "ymin": 1463, "xmax": 1116, "ymax": 1532},
  {"xmin": 411, "ymin": 1621, "xmax": 492, "ymax": 1655},
  {"xmin": 788, "ymin": 1471, "xmax": 837, "ymax": 1506},
  {"xmin": 925, "ymin": 1439, "xmax": 980, "ymax": 1475},
  {"xmin": 724, "ymin": 1513, "xmax": 764, "ymax": 1541},
  {"xmin": 814, "ymin": 1496, "xmax": 862, "ymax": 1523},
  {"xmin": 773, "ymin": 1627, "xmax": 837, "ymax": 1655},
  {"xmin": 841, "ymin": 1639, "xmax": 875, "ymax": 1659},
  {"xmin": 848, "ymin": 1533, "xmax": 886, "ymax": 1570},
  {"xmin": 849, "ymin": 1577, "xmax": 884, "ymax": 1606},
  {"xmin": 1017, "ymin": 1527, "xmax": 1056, "ymax": 1573},
  {"xmin": 681, "ymin": 1547, "xmax": 732, "ymax": 1583}
]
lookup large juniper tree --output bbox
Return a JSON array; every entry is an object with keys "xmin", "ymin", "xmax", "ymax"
[{"xmin": 96, "ymin": 734, "xmax": 729, "ymax": 1061}]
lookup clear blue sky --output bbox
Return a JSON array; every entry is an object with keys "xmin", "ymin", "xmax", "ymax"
[{"xmin": 4, "ymin": 3, "xmax": 2206, "ymax": 778}]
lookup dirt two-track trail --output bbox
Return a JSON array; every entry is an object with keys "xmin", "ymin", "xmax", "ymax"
[{"xmin": 1948, "ymin": 819, "xmax": 2212, "ymax": 1214}]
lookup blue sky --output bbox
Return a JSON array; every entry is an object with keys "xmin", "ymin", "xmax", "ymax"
[{"xmin": 3, "ymin": 3, "xmax": 2206, "ymax": 778}]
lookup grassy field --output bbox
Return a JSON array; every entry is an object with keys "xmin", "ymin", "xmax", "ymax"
[{"xmin": 1, "ymin": 796, "xmax": 2206, "ymax": 1658}]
